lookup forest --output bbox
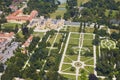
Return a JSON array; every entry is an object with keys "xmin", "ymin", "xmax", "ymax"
[{"xmin": 23, "ymin": 0, "xmax": 60, "ymax": 17}]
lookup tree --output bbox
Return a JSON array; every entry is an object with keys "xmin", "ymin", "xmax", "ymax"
[
  {"xmin": 53, "ymin": 42, "xmax": 58, "ymax": 47},
  {"xmin": 0, "ymin": 63, "xmax": 4, "ymax": 72},
  {"xmin": 1, "ymin": 73, "xmax": 13, "ymax": 80},
  {"xmin": 56, "ymin": 15, "xmax": 61, "ymax": 19},
  {"xmin": 92, "ymin": 35, "xmax": 100, "ymax": 46},
  {"xmin": 80, "ymin": 72, "xmax": 88, "ymax": 80},
  {"xmin": 92, "ymin": 39, "xmax": 100, "ymax": 46},
  {"xmin": 27, "ymin": 0, "xmax": 58, "ymax": 16},
  {"xmin": 89, "ymin": 74, "xmax": 98, "ymax": 80},
  {"xmin": 46, "ymin": 56, "xmax": 56, "ymax": 67},
  {"xmin": 45, "ymin": 71, "xmax": 67, "ymax": 80},
  {"xmin": 97, "ymin": 29, "xmax": 108, "ymax": 37},
  {"xmin": 46, "ymin": 42, "xmax": 51, "ymax": 47},
  {"xmin": 21, "ymin": 26, "xmax": 28, "ymax": 35},
  {"xmin": 110, "ymin": 32, "xmax": 119, "ymax": 41},
  {"xmin": 84, "ymin": 51, "xmax": 93, "ymax": 57},
  {"xmin": 14, "ymin": 24, "xmax": 19, "ymax": 33},
  {"xmin": 70, "ymin": 67, "xmax": 75, "ymax": 71},
  {"xmin": 116, "ymin": 39, "xmax": 120, "ymax": 49},
  {"xmin": 0, "ymin": 24, "xmax": 1, "ymax": 31},
  {"xmin": 69, "ymin": 49, "xmax": 75, "ymax": 55}
]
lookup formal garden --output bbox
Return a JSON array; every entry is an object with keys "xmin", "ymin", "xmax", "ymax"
[
  {"xmin": 59, "ymin": 32, "xmax": 95, "ymax": 80},
  {"xmin": 100, "ymin": 39, "xmax": 116, "ymax": 50}
]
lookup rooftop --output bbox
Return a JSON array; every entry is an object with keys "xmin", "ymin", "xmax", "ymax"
[
  {"xmin": 6, "ymin": 9, "xmax": 38, "ymax": 22},
  {"xmin": 22, "ymin": 35, "xmax": 33, "ymax": 48}
]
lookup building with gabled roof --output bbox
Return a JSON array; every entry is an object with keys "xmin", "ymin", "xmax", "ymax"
[
  {"xmin": 22, "ymin": 35, "xmax": 33, "ymax": 48},
  {"xmin": 0, "ymin": 32, "xmax": 15, "ymax": 52},
  {"xmin": 6, "ymin": 9, "xmax": 38, "ymax": 24}
]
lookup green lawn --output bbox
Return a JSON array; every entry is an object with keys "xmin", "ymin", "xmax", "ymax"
[
  {"xmin": 79, "ymin": 69, "xmax": 88, "ymax": 75},
  {"xmin": 64, "ymin": 56, "xmax": 73, "ymax": 63},
  {"xmin": 115, "ymin": 0, "xmax": 120, "ymax": 2},
  {"xmin": 96, "ymin": 46, "xmax": 100, "ymax": 57},
  {"xmin": 77, "ymin": 0, "xmax": 89, "ymax": 6},
  {"xmin": 55, "ymin": 33, "xmax": 62, "ymax": 43},
  {"xmin": 105, "ymin": 10, "xmax": 119, "ymax": 18},
  {"xmin": 68, "ymin": 26, "xmax": 80, "ymax": 32},
  {"xmin": 83, "ymin": 40, "xmax": 93, "ymax": 47},
  {"xmin": 85, "ymin": 58, "xmax": 94, "ymax": 65},
  {"xmin": 69, "ymin": 39, "xmax": 79, "ymax": 45},
  {"xmin": 84, "ymin": 34, "xmax": 93, "ymax": 40},
  {"xmin": 17, "ymin": 31, "xmax": 24, "ymax": 38},
  {"xmin": 85, "ymin": 27, "xmax": 94, "ymax": 33},
  {"xmin": 66, "ymin": 55, "xmax": 78, "ymax": 61},
  {"xmin": 50, "ymin": 9, "xmax": 66, "ymax": 19},
  {"xmin": 61, "ymin": 64, "xmax": 72, "ymax": 71},
  {"xmin": 1, "ymin": 23, "xmax": 21, "ymax": 28},
  {"xmin": 80, "ymin": 56, "xmax": 92, "ymax": 61},
  {"xmin": 62, "ymin": 74, "xmax": 76, "ymax": 80},
  {"xmin": 70, "ymin": 33, "xmax": 80, "ymax": 39},
  {"xmin": 84, "ymin": 66, "xmax": 94, "ymax": 73},
  {"xmin": 33, "ymin": 32, "xmax": 45, "ymax": 38},
  {"xmin": 47, "ymin": 34, "xmax": 57, "ymax": 44},
  {"xmin": 65, "ymin": 67, "xmax": 76, "ymax": 73}
]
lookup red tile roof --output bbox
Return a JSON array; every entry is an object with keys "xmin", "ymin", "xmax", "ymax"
[
  {"xmin": 0, "ymin": 32, "xmax": 14, "ymax": 38},
  {"xmin": 22, "ymin": 35, "xmax": 33, "ymax": 48},
  {"xmin": 6, "ymin": 9, "xmax": 38, "ymax": 21},
  {"xmin": 0, "ymin": 32, "xmax": 14, "ymax": 43}
]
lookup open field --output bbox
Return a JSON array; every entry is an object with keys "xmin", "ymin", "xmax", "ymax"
[{"xmin": 50, "ymin": 8, "xmax": 66, "ymax": 19}]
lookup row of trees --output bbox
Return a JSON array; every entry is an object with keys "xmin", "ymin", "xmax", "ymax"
[{"xmin": 28, "ymin": 30, "xmax": 68, "ymax": 80}]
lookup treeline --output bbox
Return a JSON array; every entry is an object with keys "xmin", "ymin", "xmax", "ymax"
[
  {"xmin": 82, "ymin": 0, "xmax": 119, "ymax": 10},
  {"xmin": 96, "ymin": 49, "xmax": 120, "ymax": 79},
  {"xmin": 0, "ymin": 0, "xmax": 12, "ymax": 15},
  {"xmin": 24, "ymin": 0, "xmax": 59, "ymax": 17},
  {"xmin": 64, "ymin": 0, "xmax": 120, "ymax": 28},
  {"xmin": 64, "ymin": 0, "xmax": 79, "ymax": 20}
]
